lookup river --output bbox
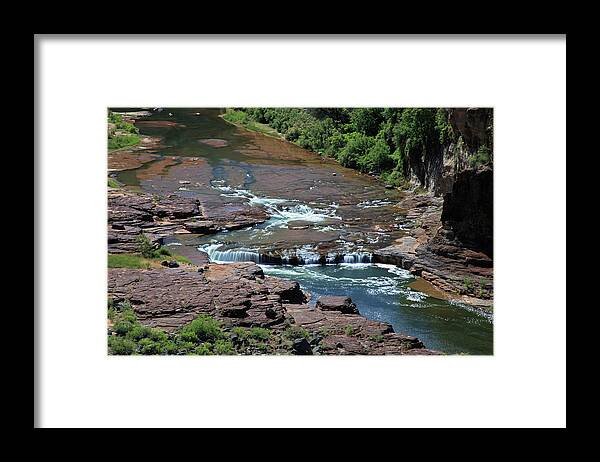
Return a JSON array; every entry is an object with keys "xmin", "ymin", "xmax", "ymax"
[{"xmin": 110, "ymin": 107, "xmax": 493, "ymax": 355}]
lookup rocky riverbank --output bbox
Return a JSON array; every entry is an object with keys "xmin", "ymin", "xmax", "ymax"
[
  {"xmin": 373, "ymin": 173, "xmax": 493, "ymax": 310},
  {"xmin": 108, "ymin": 262, "xmax": 439, "ymax": 355},
  {"xmin": 220, "ymin": 107, "xmax": 494, "ymax": 309},
  {"xmin": 106, "ymin": 107, "xmax": 493, "ymax": 354}
]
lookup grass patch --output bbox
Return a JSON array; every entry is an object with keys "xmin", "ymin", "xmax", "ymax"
[
  {"xmin": 107, "ymin": 250, "xmax": 192, "ymax": 269},
  {"xmin": 108, "ymin": 177, "xmax": 121, "ymax": 188},
  {"xmin": 108, "ymin": 134, "xmax": 140, "ymax": 150},
  {"xmin": 108, "ymin": 253, "xmax": 152, "ymax": 269},
  {"xmin": 222, "ymin": 109, "xmax": 281, "ymax": 138}
]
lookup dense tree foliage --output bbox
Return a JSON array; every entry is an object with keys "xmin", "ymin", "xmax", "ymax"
[{"xmin": 224, "ymin": 107, "xmax": 483, "ymax": 187}]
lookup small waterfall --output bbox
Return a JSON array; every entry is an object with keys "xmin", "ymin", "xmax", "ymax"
[
  {"xmin": 342, "ymin": 253, "xmax": 373, "ymax": 264},
  {"xmin": 199, "ymin": 244, "xmax": 261, "ymax": 264},
  {"xmin": 200, "ymin": 243, "xmax": 373, "ymax": 266}
]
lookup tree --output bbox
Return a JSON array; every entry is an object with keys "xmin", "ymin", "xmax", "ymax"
[{"xmin": 349, "ymin": 108, "xmax": 385, "ymax": 136}]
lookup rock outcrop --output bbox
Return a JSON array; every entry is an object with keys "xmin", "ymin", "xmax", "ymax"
[
  {"xmin": 375, "ymin": 108, "xmax": 493, "ymax": 306},
  {"xmin": 107, "ymin": 262, "xmax": 439, "ymax": 355},
  {"xmin": 107, "ymin": 190, "xmax": 268, "ymax": 253},
  {"xmin": 374, "ymin": 181, "xmax": 493, "ymax": 306},
  {"xmin": 315, "ymin": 296, "xmax": 359, "ymax": 314}
]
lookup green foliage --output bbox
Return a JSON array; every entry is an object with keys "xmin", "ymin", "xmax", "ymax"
[
  {"xmin": 435, "ymin": 108, "xmax": 453, "ymax": 144},
  {"xmin": 108, "ymin": 336, "xmax": 136, "ymax": 355},
  {"xmin": 357, "ymin": 133, "xmax": 394, "ymax": 173},
  {"xmin": 108, "ymin": 251, "xmax": 192, "ymax": 269},
  {"xmin": 194, "ymin": 343, "xmax": 213, "ymax": 355},
  {"xmin": 108, "ymin": 303, "xmax": 236, "ymax": 356},
  {"xmin": 113, "ymin": 321, "xmax": 135, "ymax": 336},
  {"xmin": 126, "ymin": 325, "xmax": 153, "ymax": 342},
  {"xmin": 226, "ymin": 107, "xmax": 491, "ymax": 190},
  {"xmin": 107, "ymin": 253, "xmax": 152, "ymax": 269},
  {"xmin": 469, "ymin": 145, "xmax": 492, "ymax": 167},
  {"xmin": 463, "ymin": 277, "xmax": 474, "ymax": 292},
  {"xmin": 344, "ymin": 325, "xmax": 355, "ymax": 336},
  {"xmin": 222, "ymin": 109, "xmax": 248, "ymax": 124},
  {"xmin": 213, "ymin": 339, "xmax": 235, "ymax": 355},
  {"xmin": 350, "ymin": 108, "xmax": 384, "ymax": 136},
  {"xmin": 137, "ymin": 338, "xmax": 163, "ymax": 355},
  {"xmin": 393, "ymin": 108, "xmax": 437, "ymax": 158},
  {"xmin": 230, "ymin": 326, "xmax": 249, "ymax": 340},
  {"xmin": 108, "ymin": 111, "xmax": 141, "ymax": 150},
  {"xmin": 179, "ymin": 315, "xmax": 226, "ymax": 343},
  {"xmin": 337, "ymin": 132, "xmax": 375, "ymax": 169},
  {"xmin": 369, "ymin": 334, "xmax": 385, "ymax": 343},
  {"xmin": 108, "ymin": 134, "xmax": 140, "ymax": 150},
  {"xmin": 249, "ymin": 327, "xmax": 271, "ymax": 341},
  {"xmin": 379, "ymin": 169, "xmax": 407, "ymax": 188},
  {"xmin": 222, "ymin": 109, "xmax": 280, "ymax": 137},
  {"xmin": 155, "ymin": 247, "xmax": 171, "ymax": 256},
  {"xmin": 283, "ymin": 325, "xmax": 310, "ymax": 340},
  {"xmin": 108, "ymin": 177, "xmax": 121, "ymax": 188},
  {"xmin": 136, "ymin": 234, "xmax": 156, "ymax": 258}
]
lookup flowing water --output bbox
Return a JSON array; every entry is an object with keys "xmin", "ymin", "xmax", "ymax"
[
  {"xmin": 261, "ymin": 264, "xmax": 492, "ymax": 355},
  {"xmin": 110, "ymin": 108, "xmax": 493, "ymax": 354}
]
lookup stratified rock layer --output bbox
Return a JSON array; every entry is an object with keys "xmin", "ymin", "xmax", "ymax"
[
  {"xmin": 107, "ymin": 190, "xmax": 268, "ymax": 253},
  {"xmin": 107, "ymin": 262, "xmax": 439, "ymax": 355}
]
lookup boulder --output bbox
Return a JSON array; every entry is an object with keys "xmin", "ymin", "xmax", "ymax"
[
  {"xmin": 161, "ymin": 260, "xmax": 179, "ymax": 268},
  {"xmin": 316, "ymin": 296, "xmax": 359, "ymax": 314},
  {"xmin": 292, "ymin": 338, "xmax": 312, "ymax": 355},
  {"xmin": 183, "ymin": 220, "xmax": 216, "ymax": 234}
]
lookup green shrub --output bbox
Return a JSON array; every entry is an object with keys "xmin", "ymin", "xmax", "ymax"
[
  {"xmin": 469, "ymin": 146, "xmax": 492, "ymax": 167},
  {"xmin": 155, "ymin": 247, "xmax": 172, "ymax": 257},
  {"xmin": 283, "ymin": 325, "xmax": 310, "ymax": 340},
  {"xmin": 108, "ymin": 336, "xmax": 136, "ymax": 355},
  {"xmin": 126, "ymin": 325, "xmax": 152, "ymax": 341},
  {"xmin": 249, "ymin": 327, "xmax": 271, "ymax": 341},
  {"xmin": 344, "ymin": 325, "xmax": 355, "ymax": 336},
  {"xmin": 137, "ymin": 338, "xmax": 163, "ymax": 355},
  {"xmin": 213, "ymin": 339, "xmax": 235, "ymax": 355},
  {"xmin": 231, "ymin": 326, "xmax": 249, "ymax": 340},
  {"xmin": 136, "ymin": 234, "xmax": 156, "ymax": 258},
  {"xmin": 113, "ymin": 321, "xmax": 134, "ymax": 336},
  {"xmin": 193, "ymin": 343, "xmax": 213, "ymax": 355},
  {"xmin": 179, "ymin": 315, "xmax": 225, "ymax": 343},
  {"xmin": 164, "ymin": 341, "xmax": 179, "ymax": 354}
]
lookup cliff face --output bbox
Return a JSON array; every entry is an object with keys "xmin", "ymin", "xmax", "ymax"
[
  {"xmin": 376, "ymin": 108, "xmax": 494, "ymax": 303},
  {"xmin": 441, "ymin": 167, "xmax": 493, "ymax": 258},
  {"xmin": 405, "ymin": 107, "xmax": 493, "ymax": 196},
  {"xmin": 408, "ymin": 108, "xmax": 493, "ymax": 256}
]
